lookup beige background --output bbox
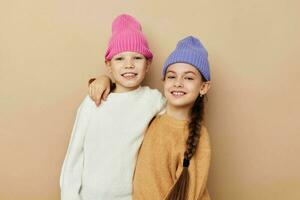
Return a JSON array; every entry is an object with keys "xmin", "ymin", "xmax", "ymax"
[{"xmin": 1, "ymin": 0, "xmax": 300, "ymax": 199}]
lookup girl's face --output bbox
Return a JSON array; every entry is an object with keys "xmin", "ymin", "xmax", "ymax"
[
  {"xmin": 164, "ymin": 63, "xmax": 210, "ymax": 109},
  {"xmin": 106, "ymin": 51, "xmax": 151, "ymax": 93}
]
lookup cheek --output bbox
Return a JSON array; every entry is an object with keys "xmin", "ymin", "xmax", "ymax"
[
  {"xmin": 111, "ymin": 68, "xmax": 118, "ymax": 75},
  {"xmin": 164, "ymin": 81, "xmax": 170, "ymax": 96},
  {"xmin": 111, "ymin": 64, "xmax": 121, "ymax": 73},
  {"xmin": 163, "ymin": 80, "xmax": 172, "ymax": 89},
  {"xmin": 141, "ymin": 67, "xmax": 147, "ymax": 74},
  {"xmin": 163, "ymin": 81, "xmax": 173, "ymax": 95},
  {"xmin": 163, "ymin": 87, "xmax": 169, "ymax": 98},
  {"xmin": 187, "ymin": 83, "xmax": 201, "ymax": 94},
  {"xmin": 138, "ymin": 63, "xmax": 148, "ymax": 73}
]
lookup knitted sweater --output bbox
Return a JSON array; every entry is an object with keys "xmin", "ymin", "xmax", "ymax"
[
  {"xmin": 133, "ymin": 113, "xmax": 211, "ymax": 200},
  {"xmin": 60, "ymin": 86, "xmax": 165, "ymax": 200}
]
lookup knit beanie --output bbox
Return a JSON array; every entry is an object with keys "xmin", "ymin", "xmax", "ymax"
[
  {"xmin": 162, "ymin": 36, "xmax": 210, "ymax": 81},
  {"xmin": 105, "ymin": 14, "xmax": 153, "ymax": 60}
]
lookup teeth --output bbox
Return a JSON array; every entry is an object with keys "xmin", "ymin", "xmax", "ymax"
[
  {"xmin": 172, "ymin": 91, "xmax": 185, "ymax": 96},
  {"xmin": 122, "ymin": 73, "xmax": 136, "ymax": 78}
]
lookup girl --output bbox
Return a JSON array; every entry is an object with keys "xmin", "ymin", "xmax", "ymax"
[
  {"xmin": 133, "ymin": 36, "xmax": 211, "ymax": 200},
  {"xmin": 60, "ymin": 14, "xmax": 165, "ymax": 200},
  {"xmin": 90, "ymin": 36, "xmax": 212, "ymax": 200}
]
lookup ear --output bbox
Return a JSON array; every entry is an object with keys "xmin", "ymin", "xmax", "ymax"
[
  {"xmin": 145, "ymin": 59, "xmax": 152, "ymax": 73},
  {"xmin": 105, "ymin": 60, "xmax": 112, "ymax": 74},
  {"xmin": 199, "ymin": 81, "xmax": 211, "ymax": 96}
]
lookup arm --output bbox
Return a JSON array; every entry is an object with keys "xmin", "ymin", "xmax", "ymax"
[
  {"xmin": 151, "ymin": 89, "xmax": 167, "ymax": 116},
  {"xmin": 60, "ymin": 96, "xmax": 93, "ymax": 200},
  {"xmin": 88, "ymin": 75, "xmax": 114, "ymax": 106}
]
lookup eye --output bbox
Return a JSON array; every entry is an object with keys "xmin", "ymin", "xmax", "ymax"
[
  {"xmin": 114, "ymin": 57, "xmax": 124, "ymax": 61},
  {"xmin": 166, "ymin": 75, "xmax": 175, "ymax": 79},
  {"xmin": 184, "ymin": 77, "xmax": 194, "ymax": 80},
  {"xmin": 134, "ymin": 56, "xmax": 144, "ymax": 60}
]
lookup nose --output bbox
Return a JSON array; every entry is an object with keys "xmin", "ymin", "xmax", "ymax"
[
  {"xmin": 174, "ymin": 78, "xmax": 183, "ymax": 88},
  {"xmin": 125, "ymin": 58, "xmax": 134, "ymax": 69}
]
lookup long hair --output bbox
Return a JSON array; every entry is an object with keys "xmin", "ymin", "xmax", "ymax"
[{"xmin": 165, "ymin": 85, "xmax": 206, "ymax": 200}]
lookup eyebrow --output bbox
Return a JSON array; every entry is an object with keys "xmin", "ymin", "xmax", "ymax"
[
  {"xmin": 166, "ymin": 71, "xmax": 175, "ymax": 74},
  {"xmin": 166, "ymin": 70, "xmax": 196, "ymax": 75}
]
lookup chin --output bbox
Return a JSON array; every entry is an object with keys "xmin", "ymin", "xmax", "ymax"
[
  {"xmin": 124, "ymin": 81, "xmax": 141, "ymax": 87},
  {"xmin": 169, "ymin": 102, "xmax": 190, "ymax": 108},
  {"xmin": 116, "ymin": 78, "xmax": 140, "ymax": 87},
  {"xmin": 167, "ymin": 98, "xmax": 187, "ymax": 107},
  {"xmin": 166, "ymin": 95, "xmax": 194, "ymax": 108},
  {"xmin": 120, "ymin": 82, "xmax": 141, "ymax": 90}
]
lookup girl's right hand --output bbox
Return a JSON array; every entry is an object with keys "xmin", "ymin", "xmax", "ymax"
[{"xmin": 88, "ymin": 75, "xmax": 112, "ymax": 106}]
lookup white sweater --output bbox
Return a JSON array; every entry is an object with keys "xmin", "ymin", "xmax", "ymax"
[{"xmin": 60, "ymin": 86, "xmax": 165, "ymax": 200}]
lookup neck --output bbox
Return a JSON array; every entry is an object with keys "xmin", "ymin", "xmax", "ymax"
[{"xmin": 165, "ymin": 103, "xmax": 192, "ymax": 121}]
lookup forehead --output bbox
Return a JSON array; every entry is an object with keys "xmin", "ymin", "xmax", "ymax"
[
  {"xmin": 166, "ymin": 63, "xmax": 199, "ymax": 74},
  {"xmin": 113, "ymin": 51, "xmax": 144, "ymax": 57}
]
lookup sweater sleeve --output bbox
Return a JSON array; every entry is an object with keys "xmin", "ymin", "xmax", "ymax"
[
  {"xmin": 60, "ymin": 95, "xmax": 93, "ymax": 200},
  {"xmin": 152, "ymin": 89, "xmax": 166, "ymax": 115}
]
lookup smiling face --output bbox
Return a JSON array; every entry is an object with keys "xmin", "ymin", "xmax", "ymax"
[
  {"xmin": 164, "ymin": 63, "xmax": 210, "ymax": 110},
  {"xmin": 106, "ymin": 51, "xmax": 151, "ymax": 93}
]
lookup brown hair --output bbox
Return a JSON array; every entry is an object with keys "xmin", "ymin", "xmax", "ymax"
[{"xmin": 165, "ymin": 88, "xmax": 206, "ymax": 200}]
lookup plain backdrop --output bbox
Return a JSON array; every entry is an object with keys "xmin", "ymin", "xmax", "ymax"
[{"xmin": 1, "ymin": 0, "xmax": 300, "ymax": 199}]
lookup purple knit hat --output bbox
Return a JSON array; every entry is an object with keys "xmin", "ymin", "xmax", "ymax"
[
  {"xmin": 105, "ymin": 14, "xmax": 153, "ymax": 61},
  {"xmin": 162, "ymin": 36, "xmax": 211, "ymax": 81}
]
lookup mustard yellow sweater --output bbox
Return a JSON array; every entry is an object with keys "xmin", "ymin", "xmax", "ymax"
[{"xmin": 133, "ymin": 113, "xmax": 211, "ymax": 200}]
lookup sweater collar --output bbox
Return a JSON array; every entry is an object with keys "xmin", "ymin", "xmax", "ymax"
[
  {"xmin": 108, "ymin": 86, "xmax": 142, "ymax": 98},
  {"xmin": 159, "ymin": 112, "xmax": 189, "ymax": 128}
]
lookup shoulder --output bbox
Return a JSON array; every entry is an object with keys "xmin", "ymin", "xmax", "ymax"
[
  {"xmin": 140, "ymin": 86, "xmax": 166, "ymax": 108},
  {"xmin": 145, "ymin": 115, "xmax": 165, "ymax": 134},
  {"xmin": 144, "ymin": 115, "xmax": 176, "ymax": 147},
  {"xmin": 77, "ymin": 95, "xmax": 97, "ymax": 112},
  {"xmin": 81, "ymin": 95, "xmax": 95, "ymax": 107},
  {"xmin": 140, "ymin": 86, "xmax": 163, "ymax": 98},
  {"xmin": 147, "ymin": 114, "xmax": 180, "ymax": 140}
]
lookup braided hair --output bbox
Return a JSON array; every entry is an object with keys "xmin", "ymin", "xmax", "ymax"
[{"xmin": 165, "ymin": 81, "xmax": 206, "ymax": 200}]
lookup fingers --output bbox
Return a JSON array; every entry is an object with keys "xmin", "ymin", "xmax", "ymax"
[
  {"xmin": 92, "ymin": 84, "xmax": 96, "ymax": 103},
  {"xmin": 89, "ymin": 84, "xmax": 94, "ymax": 100},
  {"xmin": 95, "ymin": 86, "xmax": 106, "ymax": 106},
  {"xmin": 89, "ymin": 82, "xmax": 97, "ymax": 105},
  {"xmin": 88, "ymin": 76, "xmax": 112, "ymax": 106},
  {"xmin": 89, "ymin": 85, "xmax": 92, "ymax": 98},
  {"xmin": 95, "ymin": 87, "xmax": 110, "ymax": 106},
  {"xmin": 95, "ymin": 89, "xmax": 103, "ymax": 106},
  {"xmin": 103, "ymin": 88, "xmax": 110, "ymax": 101}
]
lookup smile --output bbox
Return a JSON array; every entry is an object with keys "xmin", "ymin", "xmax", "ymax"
[
  {"xmin": 171, "ymin": 91, "xmax": 186, "ymax": 96},
  {"xmin": 121, "ymin": 72, "xmax": 138, "ymax": 79}
]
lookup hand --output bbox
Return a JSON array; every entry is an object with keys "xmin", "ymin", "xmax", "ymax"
[{"xmin": 88, "ymin": 75, "xmax": 112, "ymax": 106}]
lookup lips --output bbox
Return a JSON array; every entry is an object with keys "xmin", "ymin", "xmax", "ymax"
[
  {"xmin": 121, "ymin": 72, "xmax": 138, "ymax": 79},
  {"xmin": 170, "ymin": 90, "xmax": 186, "ymax": 97}
]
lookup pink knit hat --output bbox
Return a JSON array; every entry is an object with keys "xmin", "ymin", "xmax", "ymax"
[{"xmin": 105, "ymin": 14, "xmax": 153, "ymax": 61}]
